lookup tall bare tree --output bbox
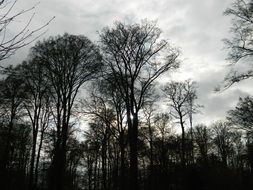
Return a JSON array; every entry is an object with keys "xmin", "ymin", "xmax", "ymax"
[
  {"xmin": 15, "ymin": 60, "xmax": 52, "ymax": 190},
  {"xmin": 100, "ymin": 20, "xmax": 179, "ymax": 190},
  {"xmin": 30, "ymin": 33, "xmax": 102, "ymax": 190}
]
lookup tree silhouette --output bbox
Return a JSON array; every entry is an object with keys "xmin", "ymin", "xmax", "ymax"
[
  {"xmin": 100, "ymin": 20, "xmax": 179, "ymax": 190},
  {"xmin": 223, "ymin": 0, "xmax": 253, "ymax": 88},
  {"xmin": 30, "ymin": 33, "xmax": 102, "ymax": 190},
  {"xmin": 163, "ymin": 80, "xmax": 198, "ymax": 167}
]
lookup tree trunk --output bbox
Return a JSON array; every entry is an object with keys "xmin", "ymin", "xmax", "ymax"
[
  {"xmin": 129, "ymin": 114, "xmax": 138, "ymax": 190},
  {"xmin": 180, "ymin": 116, "xmax": 186, "ymax": 168},
  {"xmin": 3, "ymin": 107, "xmax": 15, "ymax": 190},
  {"xmin": 29, "ymin": 130, "xmax": 37, "ymax": 190},
  {"xmin": 93, "ymin": 153, "xmax": 98, "ymax": 190},
  {"xmin": 34, "ymin": 127, "xmax": 45, "ymax": 186},
  {"xmin": 87, "ymin": 156, "xmax": 93, "ymax": 190},
  {"xmin": 102, "ymin": 136, "xmax": 107, "ymax": 190},
  {"xmin": 119, "ymin": 138, "xmax": 126, "ymax": 190},
  {"xmin": 148, "ymin": 121, "xmax": 154, "ymax": 176}
]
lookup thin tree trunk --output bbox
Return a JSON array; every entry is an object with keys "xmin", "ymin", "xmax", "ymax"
[
  {"xmin": 148, "ymin": 120, "xmax": 154, "ymax": 175},
  {"xmin": 180, "ymin": 115, "xmax": 186, "ymax": 168},
  {"xmin": 29, "ymin": 130, "xmax": 37, "ymax": 190},
  {"xmin": 4, "ymin": 106, "xmax": 15, "ymax": 190},
  {"xmin": 93, "ymin": 153, "xmax": 98, "ymax": 190},
  {"xmin": 102, "ymin": 136, "xmax": 107, "ymax": 190},
  {"xmin": 87, "ymin": 156, "xmax": 92, "ymax": 190},
  {"xmin": 34, "ymin": 127, "xmax": 45, "ymax": 186}
]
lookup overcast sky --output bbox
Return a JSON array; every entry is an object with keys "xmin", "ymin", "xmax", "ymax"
[{"xmin": 4, "ymin": 0, "xmax": 253, "ymax": 126}]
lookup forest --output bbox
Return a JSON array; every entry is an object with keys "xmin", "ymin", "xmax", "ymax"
[{"xmin": 0, "ymin": 0, "xmax": 253, "ymax": 190}]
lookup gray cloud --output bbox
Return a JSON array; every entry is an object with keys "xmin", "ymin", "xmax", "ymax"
[{"xmin": 3, "ymin": 0, "xmax": 253, "ymax": 125}]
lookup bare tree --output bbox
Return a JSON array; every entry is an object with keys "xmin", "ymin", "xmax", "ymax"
[
  {"xmin": 223, "ymin": 0, "xmax": 253, "ymax": 88},
  {"xmin": 212, "ymin": 121, "xmax": 235, "ymax": 167},
  {"xmin": 227, "ymin": 96, "xmax": 253, "ymax": 171},
  {"xmin": 163, "ymin": 80, "xmax": 198, "ymax": 167},
  {"xmin": 100, "ymin": 20, "xmax": 179, "ymax": 190},
  {"xmin": 153, "ymin": 113, "xmax": 172, "ymax": 167},
  {"xmin": 0, "ymin": 66, "xmax": 27, "ymax": 190},
  {"xmin": 0, "ymin": 0, "xmax": 54, "ymax": 62},
  {"xmin": 227, "ymin": 96, "xmax": 253, "ymax": 132},
  {"xmin": 142, "ymin": 101, "xmax": 156, "ymax": 180},
  {"xmin": 15, "ymin": 60, "xmax": 52, "ymax": 190},
  {"xmin": 80, "ymin": 80, "xmax": 129, "ymax": 190},
  {"xmin": 193, "ymin": 124, "xmax": 211, "ymax": 164},
  {"xmin": 30, "ymin": 33, "xmax": 102, "ymax": 190}
]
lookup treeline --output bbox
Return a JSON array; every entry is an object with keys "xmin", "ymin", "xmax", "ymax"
[{"xmin": 0, "ymin": 21, "xmax": 252, "ymax": 190}]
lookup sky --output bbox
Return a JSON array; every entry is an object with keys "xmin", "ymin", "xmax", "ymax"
[{"xmin": 3, "ymin": 0, "xmax": 253, "ymax": 126}]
